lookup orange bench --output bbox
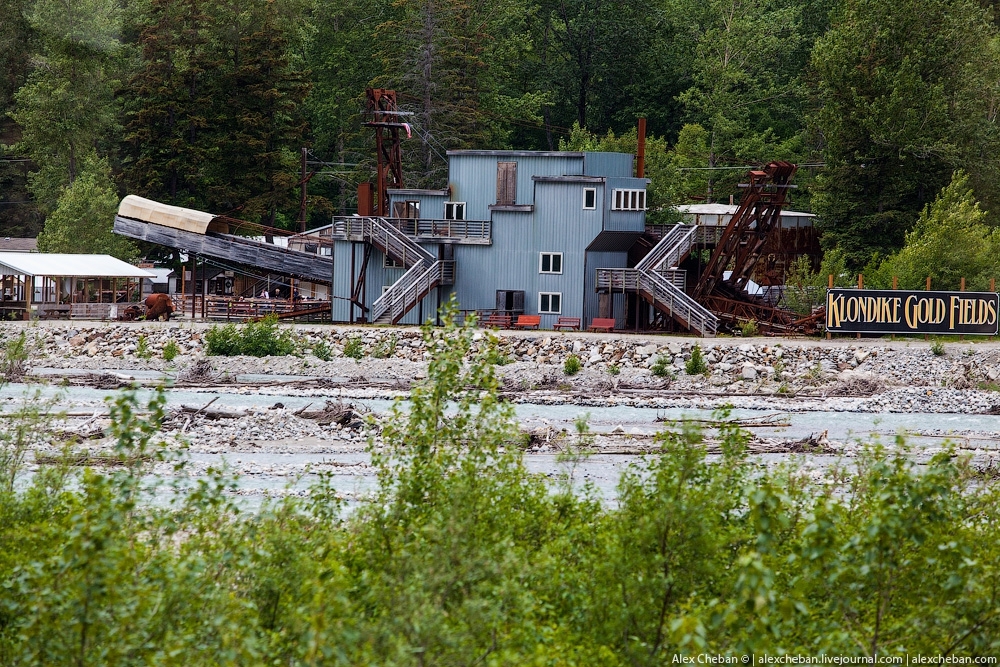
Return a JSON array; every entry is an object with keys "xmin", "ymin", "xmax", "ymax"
[
  {"xmin": 588, "ymin": 317, "xmax": 616, "ymax": 333},
  {"xmin": 553, "ymin": 316, "xmax": 581, "ymax": 331},
  {"xmin": 483, "ymin": 313, "xmax": 512, "ymax": 328},
  {"xmin": 514, "ymin": 314, "xmax": 541, "ymax": 329}
]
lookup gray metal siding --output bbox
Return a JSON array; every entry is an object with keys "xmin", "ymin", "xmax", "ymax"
[
  {"xmin": 604, "ymin": 176, "xmax": 650, "ymax": 232},
  {"xmin": 448, "ymin": 154, "xmax": 586, "ymax": 220},
  {"xmin": 584, "ymin": 250, "xmax": 629, "ymax": 327},
  {"xmin": 328, "ymin": 151, "xmax": 648, "ymax": 327},
  {"xmin": 331, "ymin": 242, "xmax": 358, "ymax": 322},
  {"xmin": 583, "ymin": 152, "xmax": 633, "ymax": 178},
  {"xmin": 387, "ymin": 193, "xmax": 447, "ymax": 219}
]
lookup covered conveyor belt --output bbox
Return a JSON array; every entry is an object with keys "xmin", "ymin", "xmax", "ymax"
[{"xmin": 113, "ymin": 216, "xmax": 332, "ymax": 284}]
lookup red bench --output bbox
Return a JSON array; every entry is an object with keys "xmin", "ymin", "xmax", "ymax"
[
  {"xmin": 514, "ymin": 314, "xmax": 541, "ymax": 329},
  {"xmin": 483, "ymin": 313, "xmax": 512, "ymax": 329},
  {"xmin": 588, "ymin": 317, "xmax": 616, "ymax": 333},
  {"xmin": 553, "ymin": 317, "xmax": 581, "ymax": 331}
]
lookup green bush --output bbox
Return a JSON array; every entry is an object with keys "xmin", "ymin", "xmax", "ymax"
[
  {"xmin": 651, "ymin": 355, "xmax": 673, "ymax": 377},
  {"xmin": 372, "ymin": 334, "xmax": 397, "ymax": 359},
  {"xmin": 563, "ymin": 353, "xmax": 581, "ymax": 375},
  {"xmin": 685, "ymin": 345, "xmax": 708, "ymax": 374},
  {"xmin": 738, "ymin": 319, "xmax": 759, "ymax": 337},
  {"xmin": 312, "ymin": 340, "xmax": 333, "ymax": 361},
  {"xmin": 343, "ymin": 336, "xmax": 364, "ymax": 359},
  {"xmin": 607, "ymin": 364, "xmax": 621, "ymax": 376},
  {"xmin": 205, "ymin": 315, "xmax": 296, "ymax": 357},
  {"xmin": 931, "ymin": 340, "xmax": 945, "ymax": 356},
  {"xmin": 486, "ymin": 348, "xmax": 511, "ymax": 366},
  {"xmin": 1, "ymin": 332, "xmax": 30, "ymax": 382},
  {"xmin": 162, "ymin": 340, "xmax": 179, "ymax": 362},
  {"xmin": 135, "ymin": 334, "xmax": 153, "ymax": 360}
]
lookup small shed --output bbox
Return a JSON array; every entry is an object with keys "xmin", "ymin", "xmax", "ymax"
[{"xmin": 0, "ymin": 253, "xmax": 155, "ymax": 319}]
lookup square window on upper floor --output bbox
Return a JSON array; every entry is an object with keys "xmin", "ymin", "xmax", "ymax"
[
  {"xmin": 539, "ymin": 252, "xmax": 563, "ymax": 274},
  {"xmin": 444, "ymin": 202, "xmax": 466, "ymax": 220},
  {"xmin": 584, "ymin": 188, "xmax": 596, "ymax": 209}
]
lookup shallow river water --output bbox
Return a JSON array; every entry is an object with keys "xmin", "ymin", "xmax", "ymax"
[{"xmin": 8, "ymin": 375, "xmax": 999, "ymax": 509}]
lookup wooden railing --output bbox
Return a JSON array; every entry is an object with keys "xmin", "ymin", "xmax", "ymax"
[{"xmin": 174, "ymin": 296, "xmax": 331, "ymax": 321}]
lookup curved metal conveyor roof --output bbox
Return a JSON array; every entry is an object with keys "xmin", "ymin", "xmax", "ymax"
[{"xmin": 117, "ymin": 195, "xmax": 217, "ymax": 234}]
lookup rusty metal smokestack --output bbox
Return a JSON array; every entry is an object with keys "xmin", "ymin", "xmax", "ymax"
[{"xmin": 636, "ymin": 118, "xmax": 646, "ymax": 178}]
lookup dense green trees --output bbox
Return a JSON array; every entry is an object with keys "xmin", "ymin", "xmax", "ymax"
[
  {"xmin": 4, "ymin": 0, "xmax": 1000, "ymax": 271},
  {"xmin": 811, "ymin": 0, "xmax": 1000, "ymax": 267}
]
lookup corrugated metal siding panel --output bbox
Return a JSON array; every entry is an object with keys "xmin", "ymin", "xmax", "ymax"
[
  {"xmin": 447, "ymin": 180, "xmax": 602, "ymax": 329},
  {"xmin": 448, "ymin": 154, "xmax": 585, "ymax": 220},
  {"xmin": 583, "ymin": 250, "xmax": 628, "ymax": 326},
  {"xmin": 331, "ymin": 243, "xmax": 354, "ymax": 322},
  {"xmin": 449, "ymin": 214, "xmax": 532, "ymax": 315},
  {"xmin": 583, "ymin": 152, "xmax": 633, "ymax": 177},
  {"xmin": 388, "ymin": 193, "xmax": 447, "ymax": 219},
  {"xmin": 605, "ymin": 176, "xmax": 649, "ymax": 232},
  {"xmin": 532, "ymin": 182, "xmax": 603, "ymax": 328}
]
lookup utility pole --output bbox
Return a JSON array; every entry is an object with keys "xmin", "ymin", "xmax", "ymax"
[{"xmin": 299, "ymin": 147, "xmax": 308, "ymax": 233}]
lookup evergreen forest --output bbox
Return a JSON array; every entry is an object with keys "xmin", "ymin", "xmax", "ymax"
[{"xmin": 4, "ymin": 0, "xmax": 1000, "ymax": 276}]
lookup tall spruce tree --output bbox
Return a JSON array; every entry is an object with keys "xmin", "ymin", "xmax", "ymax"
[
  {"xmin": 810, "ymin": 0, "xmax": 1000, "ymax": 268},
  {"xmin": 125, "ymin": 0, "xmax": 309, "ymax": 226},
  {"xmin": 124, "ymin": 0, "xmax": 217, "ymax": 209},
  {"xmin": 210, "ymin": 0, "xmax": 310, "ymax": 226}
]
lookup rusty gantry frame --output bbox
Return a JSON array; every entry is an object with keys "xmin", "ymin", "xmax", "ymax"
[
  {"xmin": 349, "ymin": 89, "xmax": 413, "ymax": 320},
  {"xmin": 692, "ymin": 161, "xmax": 822, "ymax": 333}
]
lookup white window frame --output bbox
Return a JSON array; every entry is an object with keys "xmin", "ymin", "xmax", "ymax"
[
  {"xmin": 381, "ymin": 285, "xmax": 393, "ymax": 295},
  {"xmin": 538, "ymin": 292, "xmax": 562, "ymax": 314},
  {"xmin": 444, "ymin": 201, "xmax": 466, "ymax": 220},
  {"xmin": 612, "ymin": 189, "xmax": 646, "ymax": 211},
  {"xmin": 539, "ymin": 252, "xmax": 563, "ymax": 275},
  {"xmin": 583, "ymin": 188, "xmax": 597, "ymax": 210}
]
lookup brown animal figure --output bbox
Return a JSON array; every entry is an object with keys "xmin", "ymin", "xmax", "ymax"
[
  {"xmin": 119, "ymin": 305, "xmax": 143, "ymax": 321},
  {"xmin": 144, "ymin": 293, "xmax": 175, "ymax": 321}
]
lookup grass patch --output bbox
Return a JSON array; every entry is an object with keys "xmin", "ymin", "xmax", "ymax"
[{"xmin": 343, "ymin": 337, "xmax": 365, "ymax": 359}]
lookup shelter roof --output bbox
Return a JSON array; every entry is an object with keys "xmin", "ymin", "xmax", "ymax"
[
  {"xmin": 0, "ymin": 253, "xmax": 155, "ymax": 278},
  {"xmin": 0, "ymin": 237, "xmax": 38, "ymax": 252}
]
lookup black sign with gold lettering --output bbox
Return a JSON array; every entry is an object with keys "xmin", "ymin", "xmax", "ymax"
[{"xmin": 825, "ymin": 289, "xmax": 1000, "ymax": 334}]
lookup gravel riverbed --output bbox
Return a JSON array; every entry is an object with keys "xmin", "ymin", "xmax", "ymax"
[{"xmin": 5, "ymin": 320, "xmax": 1000, "ymax": 496}]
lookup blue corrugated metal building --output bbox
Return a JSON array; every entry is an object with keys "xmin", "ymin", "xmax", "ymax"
[{"xmin": 327, "ymin": 149, "xmax": 649, "ymax": 329}]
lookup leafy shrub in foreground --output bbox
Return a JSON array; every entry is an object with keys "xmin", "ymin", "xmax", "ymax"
[
  {"xmin": 2, "ymin": 298, "xmax": 1000, "ymax": 663},
  {"xmin": 205, "ymin": 315, "xmax": 296, "ymax": 357}
]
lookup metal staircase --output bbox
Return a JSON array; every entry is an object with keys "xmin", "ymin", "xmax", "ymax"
[
  {"xmin": 597, "ymin": 223, "xmax": 718, "ymax": 336},
  {"xmin": 332, "ymin": 217, "xmax": 454, "ymax": 325},
  {"xmin": 372, "ymin": 260, "xmax": 455, "ymax": 324},
  {"xmin": 635, "ymin": 223, "xmax": 697, "ymax": 272},
  {"xmin": 596, "ymin": 268, "xmax": 717, "ymax": 336}
]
